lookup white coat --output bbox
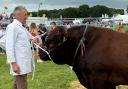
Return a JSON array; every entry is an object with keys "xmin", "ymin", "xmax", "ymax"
[{"xmin": 6, "ymin": 19, "xmax": 34, "ymax": 76}]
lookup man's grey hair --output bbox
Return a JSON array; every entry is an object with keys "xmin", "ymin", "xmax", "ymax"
[{"xmin": 13, "ymin": 6, "xmax": 27, "ymax": 16}]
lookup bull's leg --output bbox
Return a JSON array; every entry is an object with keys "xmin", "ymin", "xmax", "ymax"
[
  {"xmin": 86, "ymin": 72, "xmax": 109, "ymax": 89},
  {"xmin": 86, "ymin": 78, "xmax": 116, "ymax": 89},
  {"xmin": 73, "ymin": 68, "xmax": 88, "ymax": 88},
  {"xmin": 87, "ymin": 78, "xmax": 106, "ymax": 89},
  {"xmin": 105, "ymin": 83, "xmax": 116, "ymax": 89},
  {"xmin": 107, "ymin": 86, "xmax": 116, "ymax": 89}
]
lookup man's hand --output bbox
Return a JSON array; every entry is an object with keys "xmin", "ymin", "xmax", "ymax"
[{"xmin": 11, "ymin": 62, "xmax": 20, "ymax": 74}]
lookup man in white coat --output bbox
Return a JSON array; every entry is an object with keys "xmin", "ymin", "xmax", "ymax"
[{"xmin": 6, "ymin": 6, "xmax": 34, "ymax": 89}]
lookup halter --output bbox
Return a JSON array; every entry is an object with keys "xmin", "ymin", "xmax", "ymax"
[
  {"xmin": 50, "ymin": 24, "xmax": 88, "ymax": 68},
  {"xmin": 69, "ymin": 23, "xmax": 88, "ymax": 69},
  {"xmin": 74, "ymin": 24, "xmax": 88, "ymax": 59},
  {"xmin": 47, "ymin": 24, "xmax": 88, "ymax": 70}
]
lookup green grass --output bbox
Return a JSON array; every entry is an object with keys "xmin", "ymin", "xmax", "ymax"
[
  {"xmin": 0, "ymin": 54, "xmax": 77, "ymax": 89},
  {"xmin": 1, "ymin": 54, "xmax": 128, "ymax": 89}
]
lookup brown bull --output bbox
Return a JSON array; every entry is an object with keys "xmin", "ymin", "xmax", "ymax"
[{"xmin": 45, "ymin": 25, "xmax": 128, "ymax": 89}]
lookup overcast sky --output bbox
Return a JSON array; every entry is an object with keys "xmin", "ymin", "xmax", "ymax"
[{"xmin": 1, "ymin": 0, "xmax": 128, "ymax": 14}]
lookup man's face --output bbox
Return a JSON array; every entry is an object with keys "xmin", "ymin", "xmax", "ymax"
[{"xmin": 19, "ymin": 9, "xmax": 28, "ymax": 24}]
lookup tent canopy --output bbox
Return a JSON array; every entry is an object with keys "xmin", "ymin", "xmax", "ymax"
[{"xmin": 113, "ymin": 15, "xmax": 128, "ymax": 24}]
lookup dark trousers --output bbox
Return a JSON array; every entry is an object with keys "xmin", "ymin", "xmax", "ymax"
[{"xmin": 14, "ymin": 74, "xmax": 27, "ymax": 89}]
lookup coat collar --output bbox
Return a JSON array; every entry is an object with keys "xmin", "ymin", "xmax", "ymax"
[{"xmin": 13, "ymin": 19, "xmax": 23, "ymax": 27}]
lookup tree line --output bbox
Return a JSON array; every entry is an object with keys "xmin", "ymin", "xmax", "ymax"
[{"xmin": 30, "ymin": 4, "xmax": 124, "ymax": 18}]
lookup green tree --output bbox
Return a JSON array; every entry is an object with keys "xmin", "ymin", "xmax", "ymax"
[
  {"xmin": 90, "ymin": 5, "xmax": 109, "ymax": 17},
  {"xmin": 78, "ymin": 4, "xmax": 90, "ymax": 17},
  {"xmin": 31, "ymin": 12, "xmax": 38, "ymax": 17},
  {"xmin": 30, "ymin": 4, "xmax": 124, "ymax": 18},
  {"xmin": 60, "ymin": 7, "xmax": 78, "ymax": 18}
]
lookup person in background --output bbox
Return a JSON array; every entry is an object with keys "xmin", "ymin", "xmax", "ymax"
[
  {"xmin": 29, "ymin": 22, "xmax": 38, "ymax": 36},
  {"xmin": 6, "ymin": 6, "xmax": 34, "ymax": 89},
  {"xmin": 26, "ymin": 25, "xmax": 29, "ymax": 31},
  {"xmin": 0, "ymin": 28, "xmax": 5, "ymax": 54},
  {"xmin": 125, "ymin": 23, "xmax": 128, "ymax": 33},
  {"xmin": 9, "ymin": 13, "xmax": 14, "ymax": 23},
  {"xmin": 38, "ymin": 24, "xmax": 47, "ymax": 44},
  {"xmin": 36, "ymin": 24, "xmax": 48, "ymax": 62},
  {"xmin": 50, "ymin": 21, "xmax": 56, "ymax": 30},
  {"xmin": 0, "ymin": 29, "xmax": 2, "ymax": 52},
  {"xmin": 117, "ymin": 22, "xmax": 123, "ymax": 33},
  {"xmin": 28, "ymin": 22, "xmax": 39, "ymax": 60}
]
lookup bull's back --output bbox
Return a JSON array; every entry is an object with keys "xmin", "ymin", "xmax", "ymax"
[{"xmin": 85, "ymin": 29, "xmax": 128, "ymax": 70}]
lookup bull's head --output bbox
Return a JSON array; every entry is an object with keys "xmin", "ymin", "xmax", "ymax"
[
  {"xmin": 45, "ymin": 26, "xmax": 66, "ymax": 50},
  {"xmin": 45, "ymin": 25, "xmax": 87, "ymax": 65},
  {"xmin": 45, "ymin": 26, "xmax": 77, "ymax": 65}
]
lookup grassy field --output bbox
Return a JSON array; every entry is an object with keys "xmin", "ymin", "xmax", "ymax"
[
  {"xmin": 0, "ymin": 54, "xmax": 78, "ymax": 89},
  {"xmin": 1, "ymin": 54, "xmax": 128, "ymax": 89}
]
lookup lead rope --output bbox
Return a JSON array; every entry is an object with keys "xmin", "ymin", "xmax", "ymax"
[
  {"xmin": 33, "ymin": 43, "xmax": 53, "ymax": 61},
  {"xmin": 30, "ymin": 42, "xmax": 53, "ymax": 80},
  {"xmin": 70, "ymin": 23, "xmax": 88, "ymax": 70},
  {"xmin": 31, "ymin": 42, "xmax": 35, "ymax": 80}
]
